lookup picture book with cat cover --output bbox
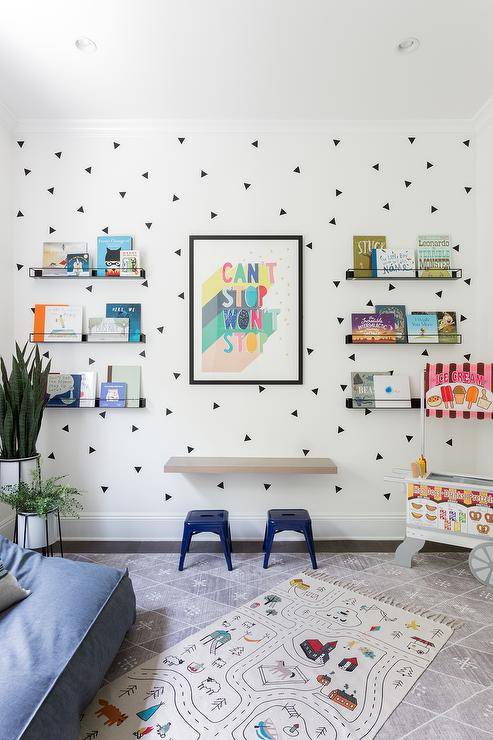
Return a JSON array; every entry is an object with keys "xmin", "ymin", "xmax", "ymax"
[
  {"xmin": 99, "ymin": 382, "xmax": 127, "ymax": 408},
  {"xmin": 107, "ymin": 365, "xmax": 141, "ymax": 407},
  {"xmin": 352, "ymin": 235, "xmax": 386, "ymax": 277},
  {"xmin": 105, "ymin": 304, "xmax": 141, "ymax": 342},
  {"xmin": 375, "ymin": 305, "xmax": 407, "ymax": 343},
  {"xmin": 437, "ymin": 311, "xmax": 458, "ymax": 343},
  {"xmin": 97, "ymin": 235, "xmax": 133, "ymax": 277},
  {"xmin": 46, "ymin": 373, "xmax": 82, "ymax": 407}
]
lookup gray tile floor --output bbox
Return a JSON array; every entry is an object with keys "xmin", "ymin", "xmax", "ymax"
[{"xmin": 71, "ymin": 549, "xmax": 493, "ymax": 738}]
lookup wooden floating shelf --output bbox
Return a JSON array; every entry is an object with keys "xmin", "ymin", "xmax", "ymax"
[
  {"xmin": 345, "ymin": 269, "xmax": 462, "ymax": 280},
  {"xmin": 345, "ymin": 335, "xmax": 462, "ymax": 345},
  {"xmin": 29, "ymin": 268, "xmax": 146, "ymax": 279},
  {"xmin": 346, "ymin": 397, "xmax": 421, "ymax": 409},
  {"xmin": 46, "ymin": 398, "xmax": 146, "ymax": 408},
  {"xmin": 163, "ymin": 456, "xmax": 337, "ymax": 474},
  {"xmin": 30, "ymin": 333, "xmax": 146, "ymax": 344}
]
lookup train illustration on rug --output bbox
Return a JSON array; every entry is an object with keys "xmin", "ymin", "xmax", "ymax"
[{"xmin": 79, "ymin": 569, "xmax": 454, "ymax": 740}]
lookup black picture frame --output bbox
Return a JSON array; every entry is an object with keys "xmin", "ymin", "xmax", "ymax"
[{"xmin": 189, "ymin": 235, "xmax": 303, "ymax": 385}]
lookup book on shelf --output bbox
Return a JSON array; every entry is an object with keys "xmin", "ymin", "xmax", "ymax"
[
  {"xmin": 33, "ymin": 304, "xmax": 83, "ymax": 342},
  {"xmin": 351, "ymin": 371, "xmax": 392, "ymax": 409},
  {"xmin": 406, "ymin": 313, "xmax": 439, "ymax": 343},
  {"xmin": 120, "ymin": 250, "xmax": 140, "ymax": 276},
  {"xmin": 437, "ymin": 311, "xmax": 458, "ymax": 343},
  {"xmin": 59, "ymin": 370, "xmax": 97, "ymax": 407},
  {"xmin": 105, "ymin": 303, "xmax": 141, "ymax": 342},
  {"xmin": 97, "ymin": 235, "xmax": 133, "ymax": 277},
  {"xmin": 46, "ymin": 373, "xmax": 82, "ymax": 407},
  {"xmin": 99, "ymin": 382, "xmax": 127, "ymax": 408},
  {"xmin": 371, "ymin": 247, "xmax": 415, "ymax": 278},
  {"xmin": 66, "ymin": 252, "xmax": 90, "ymax": 276},
  {"xmin": 373, "ymin": 374, "xmax": 411, "ymax": 408},
  {"xmin": 42, "ymin": 242, "xmax": 87, "ymax": 276},
  {"xmin": 107, "ymin": 365, "xmax": 141, "ymax": 408},
  {"xmin": 416, "ymin": 235, "xmax": 452, "ymax": 277},
  {"xmin": 351, "ymin": 312, "xmax": 396, "ymax": 343},
  {"xmin": 375, "ymin": 305, "xmax": 407, "ymax": 343},
  {"xmin": 352, "ymin": 235, "xmax": 386, "ymax": 277},
  {"xmin": 88, "ymin": 317, "xmax": 130, "ymax": 342}
]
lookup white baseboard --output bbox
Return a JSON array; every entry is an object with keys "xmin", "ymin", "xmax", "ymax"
[{"xmin": 58, "ymin": 512, "xmax": 406, "ymax": 541}]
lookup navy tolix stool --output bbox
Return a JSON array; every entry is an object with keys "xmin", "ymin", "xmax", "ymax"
[
  {"xmin": 262, "ymin": 508, "xmax": 317, "ymax": 569},
  {"xmin": 179, "ymin": 510, "xmax": 233, "ymax": 571}
]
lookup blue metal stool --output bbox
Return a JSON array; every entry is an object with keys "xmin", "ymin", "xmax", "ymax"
[
  {"xmin": 179, "ymin": 510, "xmax": 233, "ymax": 571},
  {"xmin": 262, "ymin": 509, "xmax": 317, "ymax": 569}
]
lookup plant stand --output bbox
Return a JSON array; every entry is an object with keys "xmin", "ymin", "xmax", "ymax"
[{"xmin": 13, "ymin": 507, "xmax": 64, "ymax": 557}]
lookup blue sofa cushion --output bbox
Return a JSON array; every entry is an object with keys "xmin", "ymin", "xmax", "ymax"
[{"xmin": 0, "ymin": 536, "xmax": 135, "ymax": 740}]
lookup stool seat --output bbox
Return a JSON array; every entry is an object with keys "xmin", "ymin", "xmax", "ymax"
[
  {"xmin": 179, "ymin": 509, "xmax": 233, "ymax": 571},
  {"xmin": 263, "ymin": 508, "xmax": 317, "ymax": 569}
]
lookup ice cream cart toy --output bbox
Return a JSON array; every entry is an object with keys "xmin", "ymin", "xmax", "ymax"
[{"xmin": 386, "ymin": 362, "xmax": 493, "ymax": 586}]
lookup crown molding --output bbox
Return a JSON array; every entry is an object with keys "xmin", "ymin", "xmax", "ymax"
[{"xmin": 14, "ymin": 116, "xmax": 474, "ymax": 136}]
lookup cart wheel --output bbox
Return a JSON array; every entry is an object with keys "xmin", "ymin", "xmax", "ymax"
[{"xmin": 469, "ymin": 543, "xmax": 493, "ymax": 587}]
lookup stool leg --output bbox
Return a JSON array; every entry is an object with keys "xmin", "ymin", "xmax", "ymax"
[
  {"xmin": 228, "ymin": 523, "xmax": 233, "ymax": 553},
  {"xmin": 179, "ymin": 527, "xmax": 193, "ymax": 571},
  {"xmin": 262, "ymin": 523, "xmax": 268, "ymax": 551},
  {"xmin": 304, "ymin": 522, "xmax": 318, "ymax": 569},
  {"xmin": 263, "ymin": 526, "xmax": 276, "ymax": 569},
  {"xmin": 219, "ymin": 529, "xmax": 233, "ymax": 571}
]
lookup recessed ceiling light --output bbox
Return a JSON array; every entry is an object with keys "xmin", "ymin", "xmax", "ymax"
[
  {"xmin": 75, "ymin": 37, "xmax": 97, "ymax": 54},
  {"xmin": 396, "ymin": 37, "xmax": 420, "ymax": 54}
]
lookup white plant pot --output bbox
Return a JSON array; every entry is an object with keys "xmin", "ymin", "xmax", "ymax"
[
  {"xmin": 0, "ymin": 454, "xmax": 40, "ymax": 487},
  {"xmin": 16, "ymin": 510, "xmax": 58, "ymax": 549}
]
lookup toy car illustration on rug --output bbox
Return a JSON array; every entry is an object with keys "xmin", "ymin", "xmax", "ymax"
[{"xmin": 79, "ymin": 569, "xmax": 456, "ymax": 740}]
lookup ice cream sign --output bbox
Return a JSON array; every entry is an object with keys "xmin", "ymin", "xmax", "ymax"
[{"xmin": 425, "ymin": 362, "xmax": 493, "ymax": 418}]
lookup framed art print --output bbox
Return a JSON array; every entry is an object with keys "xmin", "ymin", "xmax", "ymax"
[{"xmin": 189, "ymin": 235, "xmax": 303, "ymax": 384}]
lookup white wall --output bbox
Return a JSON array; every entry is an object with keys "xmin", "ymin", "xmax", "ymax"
[
  {"xmin": 0, "ymin": 110, "xmax": 14, "ymax": 528},
  {"xmin": 5, "ymin": 124, "xmax": 479, "ymax": 540}
]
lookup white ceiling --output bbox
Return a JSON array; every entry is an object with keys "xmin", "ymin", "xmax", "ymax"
[{"xmin": 1, "ymin": 0, "xmax": 492, "ymax": 121}]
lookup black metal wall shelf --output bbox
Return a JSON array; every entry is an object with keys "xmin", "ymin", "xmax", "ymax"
[
  {"xmin": 346, "ymin": 268, "xmax": 462, "ymax": 280},
  {"xmin": 30, "ymin": 333, "xmax": 146, "ymax": 344},
  {"xmin": 346, "ymin": 397, "xmax": 421, "ymax": 409},
  {"xmin": 29, "ymin": 267, "xmax": 146, "ymax": 279},
  {"xmin": 345, "ymin": 334, "xmax": 462, "ymax": 345},
  {"xmin": 46, "ymin": 398, "xmax": 147, "ymax": 408}
]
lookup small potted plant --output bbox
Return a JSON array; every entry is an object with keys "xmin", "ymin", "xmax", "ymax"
[
  {"xmin": 0, "ymin": 462, "xmax": 83, "ymax": 550},
  {"xmin": 0, "ymin": 343, "xmax": 51, "ymax": 486}
]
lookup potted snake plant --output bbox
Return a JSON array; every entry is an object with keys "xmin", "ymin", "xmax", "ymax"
[{"xmin": 0, "ymin": 343, "xmax": 51, "ymax": 487}]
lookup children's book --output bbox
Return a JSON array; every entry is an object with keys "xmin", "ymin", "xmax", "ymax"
[
  {"xmin": 107, "ymin": 365, "xmax": 141, "ymax": 408},
  {"xmin": 120, "ymin": 250, "xmax": 140, "ymax": 276},
  {"xmin": 416, "ymin": 235, "xmax": 452, "ymax": 277},
  {"xmin": 88, "ymin": 317, "xmax": 130, "ymax": 342},
  {"xmin": 375, "ymin": 305, "xmax": 407, "ymax": 343},
  {"xmin": 99, "ymin": 382, "xmax": 127, "ymax": 408},
  {"xmin": 351, "ymin": 371, "xmax": 392, "ymax": 409},
  {"xmin": 96, "ymin": 235, "xmax": 133, "ymax": 277},
  {"xmin": 372, "ymin": 247, "xmax": 415, "ymax": 278},
  {"xmin": 46, "ymin": 373, "xmax": 81, "ymax": 407},
  {"xmin": 351, "ymin": 313, "xmax": 396, "ymax": 343},
  {"xmin": 105, "ymin": 304, "xmax": 141, "ymax": 342},
  {"xmin": 78, "ymin": 371, "xmax": 97, "ymax": 407},
  {"xmin": 352, "ymin": 235, "xmax": 386, "ymax": 277},
  {"xmin": 42, "ymin": 242, "xmax": 87, "ymax": 276},
  {"xmin": 66, "ymin": 252, "xmax": 90, "ymax": 276},
  {"xmin": 437, "ymin": 311, "xmax": 458, "ymax": 343},
  {"xmin": 373, "ymin": 374, "xmax": 411, "ymax": 408},
  {"xmin": 406, "ymin": 313, "xmax": 439, "ymax": 343},
  {"xmin": 33, "ymin": 304, "xmax": 83, "ymax": 342}
]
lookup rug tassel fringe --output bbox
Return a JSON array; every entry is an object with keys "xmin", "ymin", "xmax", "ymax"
[{"xmin": 302, "ymin": 570, "xmax": 463, "ymax": 630}]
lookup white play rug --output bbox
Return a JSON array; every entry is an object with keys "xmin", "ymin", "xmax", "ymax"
[{"xmin": 80, "ymin": 568, "xmax": 458, "ymax": 740}]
